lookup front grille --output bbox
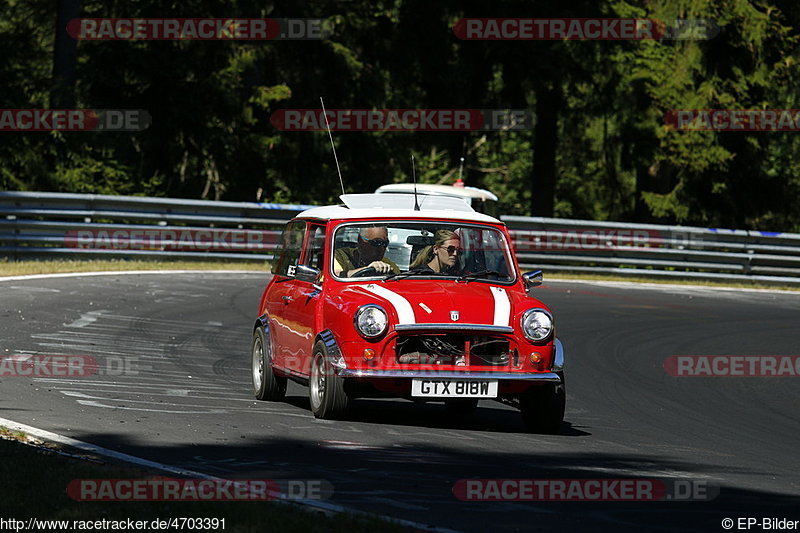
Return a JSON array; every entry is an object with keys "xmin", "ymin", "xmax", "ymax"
[{"xmin": 396, "ymin": 334, "xmax": 509, "ymax": 366}]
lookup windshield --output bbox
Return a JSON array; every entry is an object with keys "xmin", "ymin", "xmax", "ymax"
[{"xmin": 331, "ymin": 221, "xmax": 515, "ymax": 283}]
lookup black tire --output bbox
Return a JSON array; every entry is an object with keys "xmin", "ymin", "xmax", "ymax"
[
  {"xmin": 445, "ymin": 399, "xmax": 479, "ymax": 416},
  {"xmin": 252, "ymin": 327, "xmax": 287, "ymax": 401},
  {"xmin": 309, "ymin": 341, "xmax": 350, "ymax": 419},
  {"xmin": 519, "ymin": 376, "xmax": 565, "ymax": 434}
]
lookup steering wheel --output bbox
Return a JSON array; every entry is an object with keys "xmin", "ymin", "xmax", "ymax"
[{"xmin": 353, "ymin": 266, "xmax": 378, "ymax": 277}]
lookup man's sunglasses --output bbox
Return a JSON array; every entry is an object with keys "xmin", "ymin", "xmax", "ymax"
[
  {"xmin": 360, "ymin": 237, "xmax": 389, "ymax": 248},
  {"xmin": 443, "ymin": 245, "xmax": 464, "ymax": 255}
]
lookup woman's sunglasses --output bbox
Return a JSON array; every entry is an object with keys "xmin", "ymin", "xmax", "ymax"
[{"xmin": 443, "ymin": 245, "xmax": 464, "ymax": 255}]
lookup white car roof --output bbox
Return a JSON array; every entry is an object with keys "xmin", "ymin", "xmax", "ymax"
[
  {"xmin": 296, "ymin": 193, "xmax": 502, "ymax": 224},
  {"xmin": 375, "ymin": 183, "xmax": 499, "ymax": 202}
]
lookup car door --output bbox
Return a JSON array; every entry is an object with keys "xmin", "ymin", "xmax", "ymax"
[
  {"xmin": 281, "ymin": 222, "xmax": 326, "ymax": 376},
  {"xmin": 265, "ymin": 220, "xmax": 306, "ymax": 373}
]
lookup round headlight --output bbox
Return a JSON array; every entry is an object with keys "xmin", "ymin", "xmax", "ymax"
[
  {"xmin": 354, "ymin": 305, "xmax": 388, "ymax": 338},
  {"xmin": 521, "ymin": 309, "xmax": 553, "ymax": 342}
]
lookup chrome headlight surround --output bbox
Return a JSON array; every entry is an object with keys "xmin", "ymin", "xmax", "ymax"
[
  {"xmin": 354, "ymin": 304, "xmax": 388, "ymax": 339},
  {"xmin": 521, "ymin": 308, "xmax": 554, "ymax": 343}
]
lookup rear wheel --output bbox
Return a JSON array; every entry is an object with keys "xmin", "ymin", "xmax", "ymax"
[
  {"xmin": 520, "ymin": 376, "xmax": 565, "ymax": 434},
  {"xmin": 309, "ymin": 341, "xmax": 350, "ymax": 419},
  {"xmin": 252, "ymin": 327, "xmax": 286, "ymax": 401}
]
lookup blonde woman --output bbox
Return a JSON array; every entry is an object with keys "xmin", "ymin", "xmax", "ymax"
[{"xmin": 408, "ymin": 229, "xmax": 463, "ymax": 273}]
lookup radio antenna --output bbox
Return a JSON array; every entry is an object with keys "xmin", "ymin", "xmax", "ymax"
[
  {"xmin": 411, "ymin": 154, "xmax": 420, "ymax": 211},
  {"xmin": 458, "ymin": 156, "xmax": 465, "ymax": 181},
  {"xmin": 320, "ymin": 97, "xmax": 345, "ymax": 198}
]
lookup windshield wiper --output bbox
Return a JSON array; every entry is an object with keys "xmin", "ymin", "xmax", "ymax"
[
  {"xmin": 456, "ymin": 269, "xmax": 503, "ymax": 283},
  {"xmin": 384, "ymin": 269, "xmax": 446, "ymax": 281}
]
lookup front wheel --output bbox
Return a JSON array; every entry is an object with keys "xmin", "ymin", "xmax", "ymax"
[
  {"xmin": 519, "ymin": 377, "xmax": 565, "ymax": 434},
  {"xmin": 252, "ymin": 327, "xmax": 286, "ymax": 401},
  {"xmin": 309, "ymin": 341, "xmax": 350, "ymax": 419}
]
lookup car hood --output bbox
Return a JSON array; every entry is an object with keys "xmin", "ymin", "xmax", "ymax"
[{"xmin": 339, "ymin": 280, "xmax": 544, "ymax": 327}]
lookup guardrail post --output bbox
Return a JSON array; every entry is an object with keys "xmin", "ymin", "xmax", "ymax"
[
  {"xmin": 9, "ymin": 214, "xmax": 18, "ymax": 262},
  {"xmin": 743, "ymin": 231, "xmax": 755, "ymax": 276}
]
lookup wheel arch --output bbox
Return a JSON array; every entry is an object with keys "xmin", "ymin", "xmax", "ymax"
[
  {"xmin": 315, "ymin": 329, "xmax": 347, "ymax": 371},
  {"xmin": 552, "ymin": 337, "xmax": 565, "ymax": 372},
  {"xmin": 254, "ymin": 314, "xmax": 269, "ymax": 334}
]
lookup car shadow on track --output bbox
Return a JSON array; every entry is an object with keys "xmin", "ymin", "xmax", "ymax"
[{"xmin": 280, "ymin": 394, "xmax": 588, "ymax": 436}]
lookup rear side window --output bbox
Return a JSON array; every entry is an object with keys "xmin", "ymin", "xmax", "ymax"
[{"xmin": 272, "ymin": 221, "xmax": 306, "ymax": 277}]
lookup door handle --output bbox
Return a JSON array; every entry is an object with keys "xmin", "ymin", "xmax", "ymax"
[{"xmin": 282, "ymin": 295, "xmax": 293, "ymax": 304}]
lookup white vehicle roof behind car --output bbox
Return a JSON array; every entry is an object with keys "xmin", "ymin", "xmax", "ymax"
[
  {"xmin": 375, "ymin": 183, "xmax": 499, "ymax": 202},
  {"xmin": 342, "ymin": 193, "xmax": 473, "ymax": 211},
  {"xmin": 297, "ymin": 193, "xmax": 502, "ymax": 223}
]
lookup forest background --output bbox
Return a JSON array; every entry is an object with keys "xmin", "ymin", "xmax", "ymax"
[{"xmin": 2, "ymin": 0, "xmax": 800, "ymax": 231}]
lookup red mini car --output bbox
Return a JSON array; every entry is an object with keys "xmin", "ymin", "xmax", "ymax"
[{"xmin": 251, "ymin": 193, "xmax": 565, "ymax": 433}]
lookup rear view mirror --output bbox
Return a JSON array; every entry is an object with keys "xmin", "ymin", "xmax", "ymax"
[
  {"xmin": 523, "ymin": 270, "xmax": 543, "ymax": 295},
  {"xmin": 295, "ymin": 264, "xmax": 321, "ymax": 284}
]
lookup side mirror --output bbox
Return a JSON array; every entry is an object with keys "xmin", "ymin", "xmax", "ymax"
[
  {"xmin": 295, "ymin": 264, "xmax": 321, "ymax": 284},
  {"xmin": 523, "ymin": 270, "xmax": 543, "ymax": 295}
]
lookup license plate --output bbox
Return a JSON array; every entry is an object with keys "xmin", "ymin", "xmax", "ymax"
[{"xmin": 411, "ymin": 379, "xmax": 498, "ymax": 398}]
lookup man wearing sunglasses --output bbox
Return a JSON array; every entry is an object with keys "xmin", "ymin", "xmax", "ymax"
[{"xmin": 334, "ymin": 226, "xmax": 400, "ymax": 277}]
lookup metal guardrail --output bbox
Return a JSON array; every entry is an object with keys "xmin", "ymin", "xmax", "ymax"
[
  {"xmin": 0, "ymin": 191, "xmax": 315, "ymax": 262},
  {"xmin": 2, "ymin": 191, "xmax": 800, "ymax": 285},
  {"xmin": 503, "ymin": 215, "xmax": 800, "ymax": 285}
]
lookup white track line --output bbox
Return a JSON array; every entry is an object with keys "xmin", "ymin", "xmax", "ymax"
[
  {"xmin": 0, "ymin": 270, "xmax": 266, "ymax": 282},
  {"xmin": 1, "ymin": 269, "xmax": 796, "ymax": 296},
  {"xmin": 0, "ymin": 416, "xmax": 459, "ymax": 533},
  {"xmin": 1, "ymin": 268, "xmax": 797, "ymax": 295},
  {"xmin": 545, "ymin": 277, "xmax": 800, "ymax": 295}
]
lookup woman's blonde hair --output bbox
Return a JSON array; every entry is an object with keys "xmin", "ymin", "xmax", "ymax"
[{"xmin": 408, "ymin": 229, "xmax": 460, "ymax": 270}]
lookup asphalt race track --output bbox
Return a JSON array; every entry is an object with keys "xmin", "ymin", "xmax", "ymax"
[{"xmin": 1, "ymin": 271, "xmax": 799, "ymax": 532}]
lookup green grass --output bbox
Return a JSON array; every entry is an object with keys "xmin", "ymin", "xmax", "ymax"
[
  {"xmin": 0, "ymin": 426, "xmax": 28, "ymax": 441},
  {"xmin": 0, "ymin": 258, "xmax": 269, "ymax": 276},
  {"xmin": 0, "ymin": 431, "xmax": 405, "ymax": 533}
]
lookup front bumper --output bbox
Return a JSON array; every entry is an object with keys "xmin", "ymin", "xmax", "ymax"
[{"xmin": 337, "ymin": 369, "xmax": 562, "ymax": 383}]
